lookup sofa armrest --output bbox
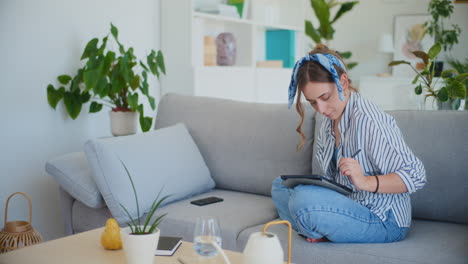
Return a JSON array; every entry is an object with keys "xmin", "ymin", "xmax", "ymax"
[
  {"xmin": 58, "ymin": 187, "xmax": 75, "ymax": 235},
  {"xmin": 46, "ymin": 152, "xmax": 105, "ymax": 209}
]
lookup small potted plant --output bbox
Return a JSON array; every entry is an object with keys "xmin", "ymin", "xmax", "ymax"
[
  {"xmin": 424, "ymin": 0, "xmax": 461, "ymax": 76},
  {"xmin": 389, "ymin": 43, "xmax": 467, "ymax": 110},
  {"xmin": 47, "ymin": 23, "xmax": 166, "ymax": 136},
  {"xmin": 119, "ymin": 160, "xmax": 170, "ymax": 264}
]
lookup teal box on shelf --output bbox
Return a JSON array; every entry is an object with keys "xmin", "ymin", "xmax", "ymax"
[{"xmin": 266, "ymin": 30, "xmax": 295, "ymax": 68}]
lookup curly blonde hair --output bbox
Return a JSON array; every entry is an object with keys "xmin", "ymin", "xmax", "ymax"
[{"xmin": 295, "ymin": 44, "xmax": 358, "ymax": 151}]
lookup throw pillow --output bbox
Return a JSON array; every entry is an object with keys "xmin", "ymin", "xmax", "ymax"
[{"xmin": 84, "ymin": 123, "xmax": 215, "ymax": 224}]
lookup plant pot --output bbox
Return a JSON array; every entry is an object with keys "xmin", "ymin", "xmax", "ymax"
[
  {"xmin": 110, "ymin": 110, "xmax": 138, "ymax": 136},
  {"xmin": 437, "ymin": 98, "xmax": 461, "ymax": 110},
  {"xmin": 121, "ymin": 227, "xmax": 160, "ymax": 264}
]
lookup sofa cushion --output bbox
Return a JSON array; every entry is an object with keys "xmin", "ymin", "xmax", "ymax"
[
  {"xmin": 83, "ymin": 123, "xmax": 215, "ymax": 224},
  {"xmin": 155, "ymin": 94, "xmax": 316, "ymax": 196},
  {"xmin": 237, "ymin": 219, "xmax": 468, "ymax": 264},
  {"xmin": 46, "ymin": 152, "xmax": 105, "ymax": 208},
  {"xmin": 157, "ymin": 189, "xmax": 279, "ymax": 251},
  {"xmin": 70, "ymin": 189, "xmax": 279, "ymax": 251},
  {"xmin": 389, "ymin": 110, "xmax": 468, "ymax": 225}
]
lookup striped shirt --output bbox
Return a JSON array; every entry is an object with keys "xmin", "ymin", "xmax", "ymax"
[{"xmin": 316, "ymin": 91, "xmax": 426, "ymax": 227}]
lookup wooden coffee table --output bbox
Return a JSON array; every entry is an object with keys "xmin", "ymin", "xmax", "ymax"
[{"xmin": 0, "ymin": 227, "xmax": 248, "ymax": 264}]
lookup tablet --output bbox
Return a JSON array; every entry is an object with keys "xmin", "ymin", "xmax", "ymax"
[{"xmin": 280, "ymin": 175, "xmax": 353, "ymax": 196}]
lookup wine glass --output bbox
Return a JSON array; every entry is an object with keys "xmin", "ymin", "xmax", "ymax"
[{"xmin": 193, "ymin": 216, "xmax": 222, "ymax": 257}]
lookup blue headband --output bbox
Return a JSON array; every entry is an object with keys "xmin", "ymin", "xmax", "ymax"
[{"xmin": 288, "ymin": 53, "xmax": 346, "ymax": 109}]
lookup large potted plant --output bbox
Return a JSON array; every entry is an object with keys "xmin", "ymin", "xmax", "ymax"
[
  {"xmin": 424, "ymin": 0, "xmax": 461, "ymax": 76},
  {"xmin": 119, "ymin": 160, "xmax": 169, "ymax": 264},
  {"xmin": 446, "ymin": 57, "xmax": 468, "ymax": 110},
  {"xmin": 305, "ymin": 0, "xmax": 359, "ymax": 69},
  {"xmin": 47, "ymin": 23, "xmax": 166, "ymax": 136},
  {"xmin": 389, "ymin": 43, "xmax": 467, "ymax": 110}
]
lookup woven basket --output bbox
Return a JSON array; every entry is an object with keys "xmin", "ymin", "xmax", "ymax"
[{"xmin": 0, "ymin": 192, "xmax": 43, "ymax": 253}]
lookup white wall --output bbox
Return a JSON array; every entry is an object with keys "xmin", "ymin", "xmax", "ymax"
[
  {"xmin": 304, "ymin": 0, "xmax": 468, "ymax": 84},
  {"xmin": 0, "ymin": 0, "xmax": 161, "ymax": 240}
]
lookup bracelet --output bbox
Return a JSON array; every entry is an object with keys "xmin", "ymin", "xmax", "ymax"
[{"xmin": 373, "ymin": 176, "xmax": 379, "ymax": 193}]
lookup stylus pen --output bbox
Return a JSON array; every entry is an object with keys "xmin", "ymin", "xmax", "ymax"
[{"xmin": 351, "ymin": 149, "xmax": 361, "ymax": 158}]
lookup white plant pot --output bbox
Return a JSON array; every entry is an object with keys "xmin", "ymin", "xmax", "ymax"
[
  {"xmin": 121, "ymin": 227, "xmax": 160, "ymax": 264},
  {"xmin": 110, "ymin": 111, "xmax": 138, "ymax": 136}
]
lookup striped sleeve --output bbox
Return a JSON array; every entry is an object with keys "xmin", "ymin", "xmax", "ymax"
[{"xmin": 363, "ymin": 116, "xmax": 426, "ymax": 194}]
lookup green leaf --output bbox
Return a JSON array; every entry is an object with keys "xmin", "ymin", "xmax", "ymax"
[
  {"xmin": 428, "ymin": 43, "xmax": 442, "ymax": 59},
  {"xmin": 139, "ymin": 61, "xmax": 149, "ymax": 72},
  {"xmin": 331, "ymin": 1, "xmax": 359, "ymax": 24},
  {"xmin": 89, "ymin": 102, "xmax": 103, "ymax": 113},
  {"xmin": 57, "ymin": 75, "xmax": 72, "ymax": 85},
  {"xmin": 130, "ymin": 75, "xmax": 140, "ymax": 90},
  {"xmin": 412, "ymin": 75, "xmax": 420, "ymax": 84},
  {"xmin": 346, "ymin": 62, "xmax": 357, "ymax": 70},
  {"xmin": 81, "ymin": 92, "xmax": 91, "ymax": 103},
  {"xmin": 156, "ymin": 50, "xmax": 166, "ymax": 75},
  {"xmin": 412, "ymin": 51, "xmax": 429, "ymax": 66},
  {"xmin": 83, "ymin": 68, "xmax": 101, "ymax": 91},
  {"xmin": 440, "ymin": 70, "xmax": 456, "ymax": 79},
  {"xmin": 63, "ymin": 91, "xmax": 82, "ymax": 119},
  {"xmin": 70, "ymin": 69, "xmax": 84, "ymax": 92},
  {"xmin": 437, "ymin": 87, "xmax": 449, "ymax": 102},
  {"xmin": 148, "ymin": 96, "xmax": 156, "ymax": 110},
  {"xmin": 47, "ymin": 85, "xmax": 65, "ymax": 109},
  {"xmin": 414, "ymin": 84, "xmax": 422, "ymax": 95},
  {"xmin": 138, "ymin": 105, "xmax": 152, "ymax": 132},
  {"xmin": 98, "ymin": 36, "xmax": 108, "ymax": 56},
  {"xmin": 305, "ymin": 20, "xmax": 322, "ymax": 44},
  {"xmin": 447, "ymin": 80, "xmax": 466, "ymax": 99},
  {"xmin": 120, "ymin": 53, "xmax": 134, "ymax": 84},
  {"xmin": 338, "ymin": 51, "xmax": 352, "ymax": 59},
  {"xmin": 103, "ymin": 51, "xmax": 116, "ymax": 74},
  {"xmin": 81, "ymin": 38, "xmax": 99, "ymax": 60},
  {"xmin": 110, "ymin": 23, "xmax": 118, "ymax": 40},
  {"xmin": 93, "ymin": 77, "xmax": 108, "ymax": 96},
  {"xmin": 127, "ymin": 93, "xmax": 139, "ymax": 112},
  {"xmin": 311, "ymin": 0, "xmax": 331, "ymax": 38},
  {"xmin": 147, "ymin": 50, "xmax": 159, "ymax": 77},
  {"xmin": 388, "ymin": 60, "xmax": 411, "ymax": 67},
  {"xmin": 120, "ymin": 159, "xmax": 141, "ymax": 227},
  {"xmin": 455, "ymin": 73, "xmax": 468, "ymax": 82}
]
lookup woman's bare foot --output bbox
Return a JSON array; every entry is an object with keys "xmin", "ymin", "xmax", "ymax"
[{"xmin": 306, "ymin": 237, "xmax": 329, "ymax": 243}]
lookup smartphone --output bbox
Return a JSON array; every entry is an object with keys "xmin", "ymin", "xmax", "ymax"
[{"xmin": 190, "ymin": 196, "xmax": 224, "ymax": 206}]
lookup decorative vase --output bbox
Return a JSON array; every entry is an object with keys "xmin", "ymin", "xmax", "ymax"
[
  {"xmin": 121, "ymin": 227, "xmax": 160, "ymax": 264},
  {"xmin": 110, "ymin": 110, "xmax": 138, "ymax": 136},
  {"xmin": 216, "ymin": 32, "xmax": 236, "ymax": 66}
]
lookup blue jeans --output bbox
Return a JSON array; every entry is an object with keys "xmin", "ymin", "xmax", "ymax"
[{"xmin": 271, "ymin": 177, "xmax": 409, "ymax": 243}]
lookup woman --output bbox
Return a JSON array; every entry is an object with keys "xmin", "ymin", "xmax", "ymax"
[{"xmin": 271, "ymin": 45, "xmax": 426, "ymax": 243}]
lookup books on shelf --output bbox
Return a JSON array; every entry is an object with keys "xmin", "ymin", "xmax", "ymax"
[
  {"xmin": 256, "ymin": 60, "xmax": 283, "ymax": 68},
  {"xmin": 155, "ymin": 236, "xmax": 183, "ymax": 256}
]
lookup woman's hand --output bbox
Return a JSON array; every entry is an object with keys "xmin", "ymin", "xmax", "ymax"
[{"xmin": 338, "ymin": 158, "xmax": 373, "ymax": 191}]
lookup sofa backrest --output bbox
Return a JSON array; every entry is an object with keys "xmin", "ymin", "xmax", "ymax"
[
  {"xmin": 313, "ymin": 110, "xmax": 468, "ymax": 225},
  {"xmin": 389, "ymin": 110, "xmax": 468, "ymax": 225},
  {"xmin": 155, "ymin": 94, "xmax": 316, "ymax": 196}
]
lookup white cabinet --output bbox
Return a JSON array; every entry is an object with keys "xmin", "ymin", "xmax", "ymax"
[{"xmin": 161, "ymin": 0, "xmax": 306, "ymax": 103}]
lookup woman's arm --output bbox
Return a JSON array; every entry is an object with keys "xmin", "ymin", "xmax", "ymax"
[{"xmin": 339, "ymin": 158, "xmax": 408, "ymax": 193}]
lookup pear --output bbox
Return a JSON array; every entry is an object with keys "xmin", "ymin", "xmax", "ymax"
[{"xmin": 101, "ymin": 218, "xmax": 122, "ymax": 250}]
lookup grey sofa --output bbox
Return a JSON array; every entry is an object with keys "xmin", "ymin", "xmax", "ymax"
[{"xmin": 47, "ymin": 93, "xmax": 468, "ymax": 264}]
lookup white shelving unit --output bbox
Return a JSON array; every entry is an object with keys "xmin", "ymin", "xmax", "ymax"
[{"xmin": 161, "ymin": 0, "xmax": 307, "ymax": 103}]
